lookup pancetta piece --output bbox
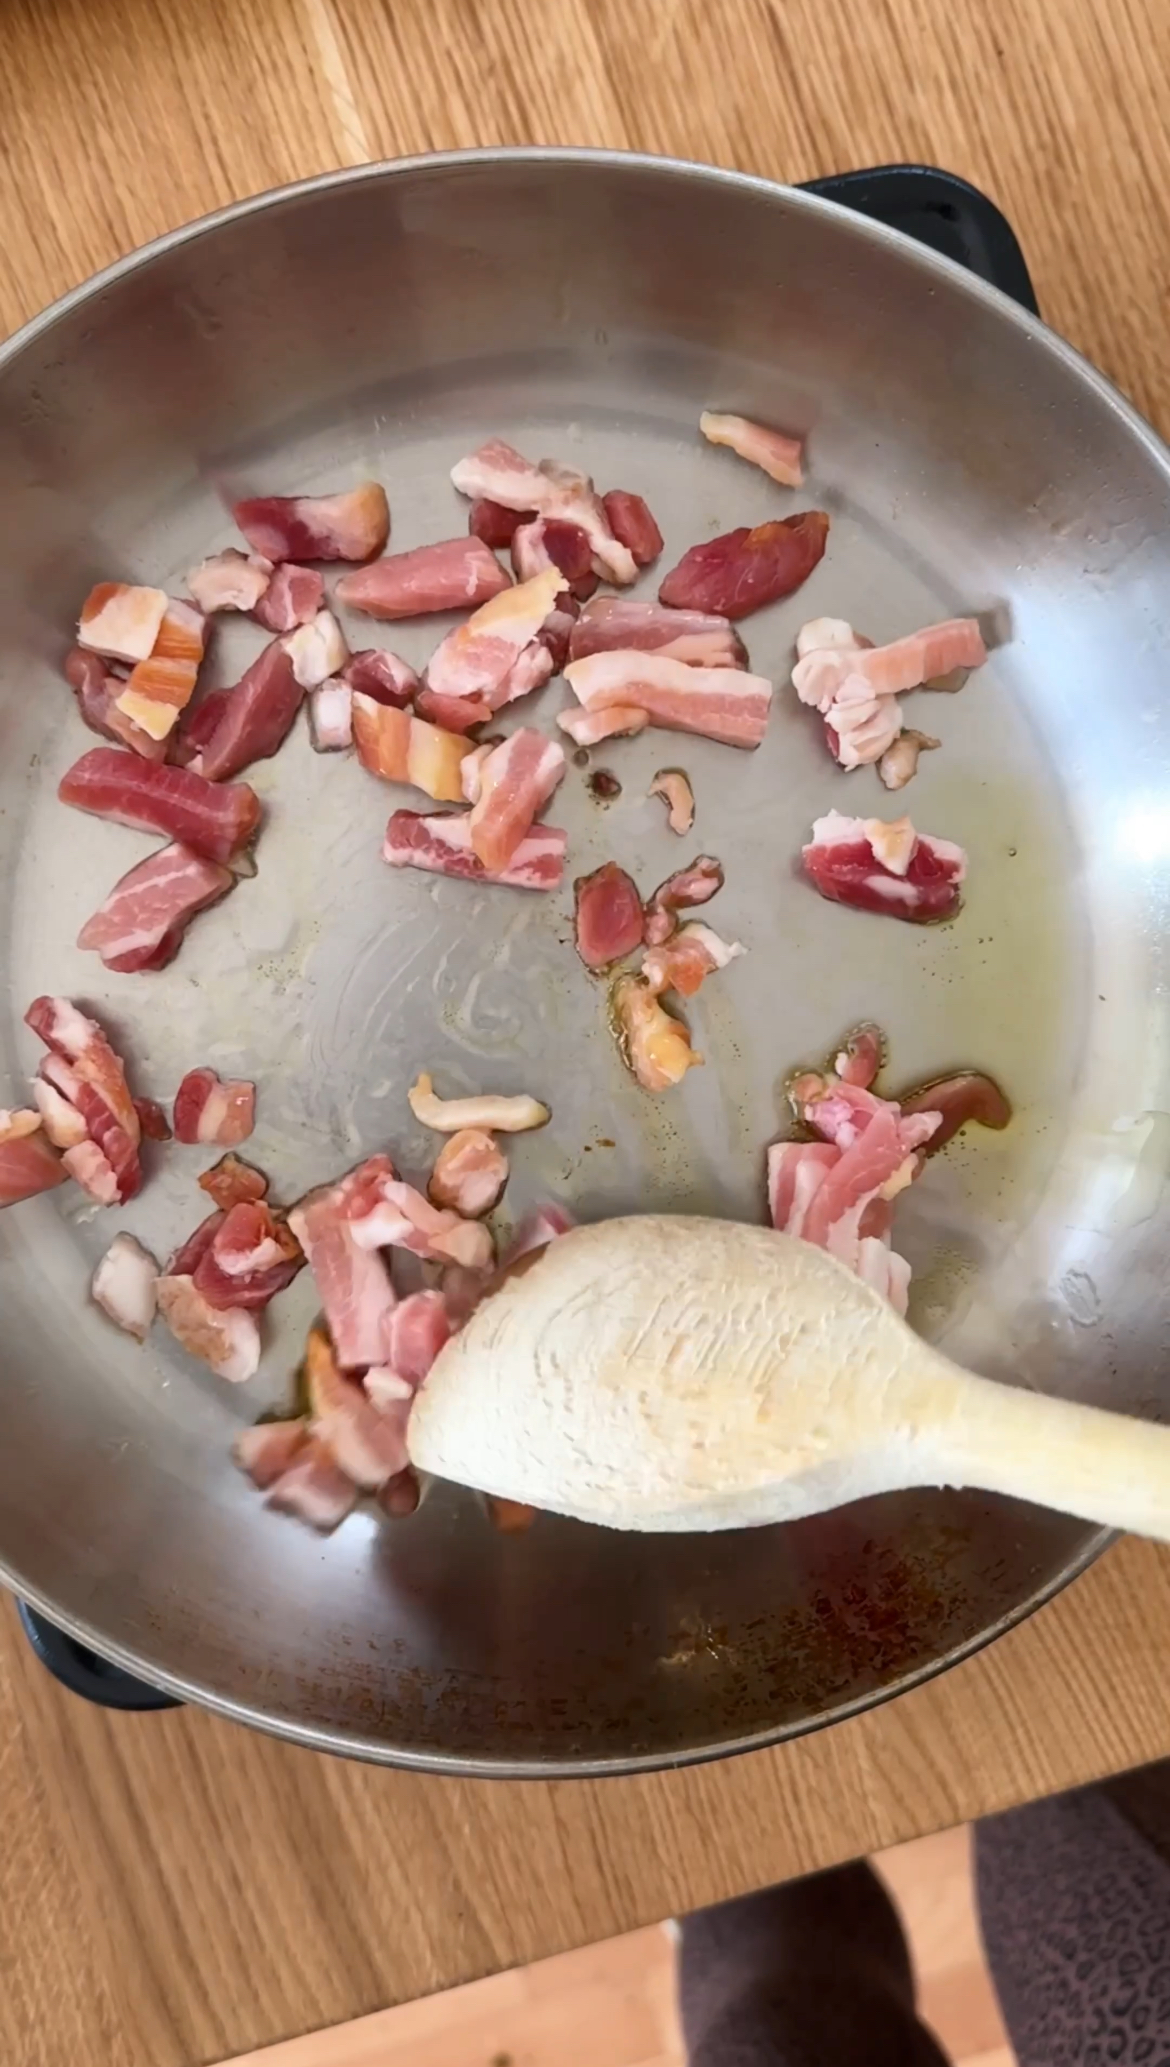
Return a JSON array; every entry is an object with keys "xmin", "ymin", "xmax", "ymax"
[
  {"xmin": 308, "ymin": 680, "xmax": 353, "ymax": 751},
  {"xmin": 58, "ymin": 748, "xmax": 261, "ymax": 864},
  {"xmin": 304, "ymin": 1326, "xmax": 409, "ymax": 1489},
  {"xmin": 567, "ymin": 597, "xmax": 747, "ymax": 669},
  {"xmin": 659, "ymin": 513, "xmax": 829, "ymax": 618},
  {"xmin": 343, "ymin": 649, "xmax": 419, "ymax": 706},
  {"xmin": 186, "ymin": 549, "xmax": 273, "ymax": 616},
  {"xmin": 407, "ymin": 1073, "xmax": 549, "ymax": 1133},
  {"xmin": 414, "ymin": 686, "xmax": 494, "ymax": 733},
  {"xmin": 898, "ymin": 1070, "xmax": 1012, "ymax": 1149},
  {"xmin": 834, "ymin": 1024, "xmax": 884, "ymax": 1090},
  {"xmin": 373, "ymin": 1287, "xmax": 453, "ymax": 1389},
  {"xmin": 600, "ymin": 490, "xmax": 663, "ymax": 566},
  {"xmin": 91, "ymin": 1233, "xmax": 158, "ymax": 1339},
  {"xmin": 191, "ymin": 1200, "xmax": 303, "ymax": 1310},
  {"xmin": 78, "ymin": 843, "xmax": 234, "ymax": 972},
  {"xmin": 466, "ymin": 728, "xmax": 566, "ymax": 872},
  {"xmin": 801, "ymin": 811, "xmax": 967, "ymax": 923},
  {"xmin": 233, "ymin": 1419, "xmax": 311, "ymax": 1489},
  {"xmin": 64, "ymin": 647, "xmax": 167, "ymax": 761},
  {"xmin": 283, "ymin": 609, "xmax": 348, "ymax": 691},
  {"xmin": 0, "ymin": 1112, "xmax": 66, "ymax": 1206},
  {"xmin": 336, "ymin": 539, "xmax": 510, "ymax": 619},
  {"xmin": 511, "ymin": 517, "xmax": 595, "ymax": 594},
  {"xmin": 643, "ymin": 855, "xmax": 724, "ymax": 945},
  {"xmin": 793, "ymin": 617, "xmax": 987, "ymax": 709},
  {"xmin": 232, "ymin": 483, "xmax": 389, "ymax": 562},
  {"xmin": 573, "ymin": 861, "xmax": 644, "ymax": 970},
  {"xmin": 252, "ymin": 563, "xmax": 324, "ymax": 633},
  {"xmin": 25, "ymin": 997, "xmax": 142, "ymax": 1203},
  {"xmin": 640, "ymin": 922, "xmax": 744, "ymax": 997},
  {"xmin": 648, "ymin": 767, "xmax": 695, "ymax": 834},
  {"xmin": 425, "ymin": 567, "xmax": 566, "ymax": 704},
  {"xmin": 264, "ymin": 1438, "xmax": 359, "ymax": 1529},
  {"xmin": 288, "ymin": 1159, "xmax": 399, "ymax": 1369},
  {"xmin": 428, "ymin": 1129, "xmax": 508, "ymax": 1216},
  {"xmin": 345, "ymin": 1169, "xmax": 494, "ymax": 1269},
  {"xmin": 878, "ymin": 728, "xmax": 940, "ymax": 791},
  {"xmin": 564, "ymin": 651, "xmax": 772, "ymax": 748},
  {"xmin": 382, "ymin": 811, "xmax": 566, "ymax": 891},
  {"xmin": 699, "ymin": 411, "xmax": 804, "ymax": 487},
  {"xmin": 173, "ymin": 1068, "xmax": 256, "ymax": 1146},
  {"xmin": 115, "ymin": 600, "xmax": 206, "ymax": 742},
  {"xmin": 469, "ymin": 498, "xmax": 530, "ymax": 548},
  {"xmin": 450, "ymin": 440, "xmax": 637, "ymax": 585},
  {"xmin": 155, "ymin": 1274, "xmax": 261, "ymax": 1382},
  {"xmin": 198, "ymin": 1152, "xmax": 269, "ymax": 1210},
  {"xmin": 351, "ymin": 696, "xmax": 473, "ymax": 801},
  {"xmin": 611, "ymin": 975, "xmax": 703, "ymax": 1091},
  {"xmin": 556, "ymin": 704, "xmax": 650, "ymax": 748},
  {"xmin": 78, "ymin": 582, "xmax": 169, "ymax": 664}
]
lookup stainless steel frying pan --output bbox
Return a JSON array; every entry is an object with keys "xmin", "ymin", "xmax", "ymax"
[{"xmin": 2, "ymin": 151, "xmax": 1168, "ymax": 1774}]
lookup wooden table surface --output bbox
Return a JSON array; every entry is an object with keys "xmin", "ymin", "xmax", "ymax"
[{"xmin": 3, "ymin": 0, "xmax": 1170, "ymax": 2062}]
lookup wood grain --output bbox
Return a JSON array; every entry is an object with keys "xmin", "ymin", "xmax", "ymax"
[{"xmin": 1, "ymin": 0, "xmax": 1168, "ymax": 2061}]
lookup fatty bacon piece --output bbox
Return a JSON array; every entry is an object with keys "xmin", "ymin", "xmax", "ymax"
[
  {"xmin": 0, "ymin": 1109, "xmax": 66, "ymax": 1206},
  {"xmin": 383, "ymin": 810, "xmax": 566, "ymax": 891},
  {"xmin": 563, "ymin": 651, "xmax": 772, "ymax": 749},
  {"xmin": 469, "ymin": 498, "xmax": 529, "ymax": 548},
  {"xmin": 115, "ymin": 601, "xmax": 206, "ymax": 743},
  {"xmin": 898, "ymin": 1070, "xmax": 1012, "ymax": 1150},
  {"xmin": 699, "ymin": 411, "xmax": 804, "ymax": 488},
  {"xmin": 413, "ymin": 686, "xmax": 493, "ymax": 734},
  {"xmin": 557, "ymin": 705, "xmax": 649, "ymax": 748},
  {"xmin": 191, "ymin": 1200, "xmax": 303, "ymax": 1310},
  {"xmin": 155, "ymin": 1273, "xmax": 261, "ymax": 1382},
  {"xmin": 91, "ymin": 1232, "xmax": 159, "ymax": 1339},
  {"xmin": 644, "ymin": 855, "xmax": 725, "ymax": 946},
  {"xmin": 284, "ymin": 609, "xmax": 348, "ymax": 691},
  {"xmin": 77, "ymin": 583, "xmax": 168, "ymax": 664},
  {"xmin": 425, "ymin": 567, "xmax": 566, "ymax": 706},
  {"xmin": 186, "ymin": 549, "xmax": 273, "ymax": 616},
  {"xmin": 407, "ymin": 1073, "xmax": 550, "ymax": 1134},
  {"xmin": 659, "ymin": 512, "xmax": 828, "ymax": 619},
  {"xmin": 792, "ymin": 617, "xmax": 987, "ymax": 710},
  {"xmin": 304, "ymin": 1325, "xmax": 410, "ymax": 1490},
  {"xmin": 568, "ymin": 597, "xmax": 747, "ymax": 669},
  {"xmin": 64, "ymin": 648, "xmax": 167, "ymax": 762},
  {"xmin": 611, "ymin": 974, "xmax": 702, "ymax": 1092},
  {"xmin": 641, "ymin": 922, "xmax": 744, "ymax": 998},
  {"xmin": 309, "ymin": 681, "xmax": 353, "ymax": 751},
  {"xmin": 573, "ymin": 861, "xmax": 644, "ymax": 970},
  {"xmin": 346, "ymin": 1169, "xmax": 494, "ymax": 1271},
  {"xmin": 232, "ymin": 483, "xmax": 390, "ymax": 563},
  {"xmin": 78, "ymin": 843, "xmax": 234, "ymax": 973},
  {"xmin": 252, "ymin": 564, "xmax": 324, "ymax": 633},
  {"xmin": 450, "ymin": 439, "xmax": 637, "ymax": 585},
  {"xmin": 25, "ymin": 997, "xmax": 142, "ymax": 1204},
  {"xmin": 58, "ymin": 748, "xmax": 261, "ymax": 865},
  {"xmin": 288, "ymin": 1158, "xmax": 398, "ymax": 1370},
  {"xmin": 464, "ymin": 728, "xmax": 566, "ymax": 872},
  {"xmin": 428, "ymin": 1129, "xmax": 508, "ymax": 1217},
  {"xmin": 351, "ymin": 696, "xmax": 473, "ymax": 802},
  {"xmin": 878, "ymin": 729, "xmax": 939, "ymax": 791},
  {"xmin": 199, "ymin": 1152, "xmax": 269, "ymax": 1210},
  {"xmin": 511, "ymin": 518, "xmax": 596, "ymax": 600},
  {"xmin": 173, "ymin": 1068, "xmax": 256, "ymax": 1146},
  {"xmin": 336, "ymin": 538, "xmax": 510, "ymax": 620},
  {"xmin": 834, "ymin": 1023, "xmax": 884, "ymax": 1090},
  {"xmin": 648, "ymin": 767, "xmax": 695, "ymax": 834},
  {"xmin": 343, "ymin": 649, "xmax": 419, "ymax": 706},
  {"xmin": 601, "ymin": 490, "xmax": 663, "ymax": 567},
  {"xmin": 801, "ymin": 812, "xmax": 967, "ymax": 923}
]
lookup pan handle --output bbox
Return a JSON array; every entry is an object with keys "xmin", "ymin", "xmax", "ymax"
[
  {"xmin": 801, "ymin": 164, "xmax": 1039, "ymax": 314},
  {"xmin": 16, "ymin": 1601, "xmax": 181, "ymax": 1711}
]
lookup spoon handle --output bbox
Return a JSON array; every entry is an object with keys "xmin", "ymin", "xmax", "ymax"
[{"xmin": 924, "ymin": 1365, "xmax": 1170, "ymax": 1539}]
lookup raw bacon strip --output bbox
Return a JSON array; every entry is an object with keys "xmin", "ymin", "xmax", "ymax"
[
  {"xmin": 266, "ymin": 1440, "xmax": 359, "ymax": 1529},
  {"xmin": 796, "ymin": 617, "xmax": 863, "ymax": 658},
  {"xmin": 648, "ymin": 768, "xmax": 694, "ymax": 834},
  {"xmin": 198, "ymin": 1152, "xmax": 269, "ymax": 1210},
  {"xmin": 379, "ymin": 1288, "xmax": 453, "ymax": 1388},
  {"xmin": 232, "ymin": 483, "xmax": 389, "ymax": 563},
  {"xmin": 469, "ymin": 498, "xmax": 530, "ymax": 548},
  {"xmin": 78, "ymin": 843, "xmax": 234, "ymax": 973},
  {"xmin": 173, "ymin": 1068, "xmax": 255, "ymax": 1146},
  {"xmin": 252, "ymin": 563, "xmax": 324, "ymax": 632},
  {"xmin": 62, "ymin": 1141, "xmax": 120, "ymax": 1204},
  {"xmin": 425, "ymin": 567, "xmax": 566, "ymax": 703},
  {"xmin": 233, "ymin": 1419, "xmax": 311, "ymax": 1489},
  {"xmin": 557, "ymin": 704, "xmax": 649, "ymax": 748},
  {"xmin": 601, "ymin": 490, "xmax": 663, "ymax": 566},
  {"xmin": 25, "ymin": 998, "xmax": 142, "ymax": 1188},
  {"xmin": 284, "ymin": 609, "xmax": 348, "ymax": 690},
  {"xmin": 346, "ymin": 1172, "xmax": 494, "ymax": 1270},
  {"xmin": 155, "ymin": 1274, "xmax": 261, "ymax": 1382},
  {"xmin": 309, "ymin": 680, "xmax": 353, "ymax": 751},
  {"xmin": 408, "ymin": 1074, "xmax": 549, "ymax": 1133},
  {"xmin": 511, "ymin": 517, "xmax": 594, "ymax": 591},
  {"xmin": 766, "ymin": 1142, "xmax": 839, "ymax": 1240},
  {"xmin": 382, "ymin": 810, "xmax": 565, "ymax": 891},
  {"xmin": 58, "ymin": 748, "xmax": 261, "ymax": 864},
  {"xmin": 336, "ymin": 539, "xmax": 511, "ymax": 620},
  {"xmin": 428, "ymin": 1129, "xmax": 508, "ymax": 1216},
  {"xmin": 352, "ymin": 695, "xmax": 473, "ymax": 801},
  {"xmin": 612, "ymin": 975, "xmax": 702, "ymax": 1091},
  {"xmin": 115, "ymin": 601, "xmax": 206, "ymax": 742},
  {"xmin": 0, "ymin": 1115, "xmax": 65, "ymax": 1205},
  {"xmin": 879, "ymin": 728, "xmax": 939, "ymax": 791},
  {"xmin": 305, "ymin": 1326, "xmax": 409, "ymax": 1489},
  {"xmin": 414, "ymin": 686, "xmax": 492, "ymax": 733},
  {"xmin": 193, "ymin": 1201, "xmax": 303, "ymax": 1310},
  {"xmin": 574, "ymin": 861, "xmax": 644, "ymax": 969},
  {"xmin": 64, "ymin": 648, "xmax": 167, "ymax": 761},
  {"xmin": 450, "ymin": 440, "xmax": 637, "ymax": 585},
  {"xmin": 659, "ymin": 513, "xmax": 829, "ymax": 619},
  {"xmin": 641, "ymin": 922, "xmax": 744, "ymax": 997},
  {"xmin": 793, "ymin": 617, "xmax": 987, "ymax": 709},
  {"xmin": 78, "ymin": 582, "xmax": 168, "ymax": 664},
  {"xmin": 168, "ymin": 1210, "xmax": 224, "ymax": 1278},
  {"xmin": 288, "ymin": 1160, "xmax": 398, "ymax": 1369},
  {"xmin": 564, "ymin": 651, "xmax": 772, "ymax": 749},
  {"xmin": 91, "ymin": 1233, "xmax": 158, "ymax": 1339},
  {"xmin": 539, "ymin": 593, "xmax": 580, "ymax": 673},
  {"xmin": 801, "ymin": 811, "xmax": 967, "ymax": 923},
  {"xmin": 490, "ymin": 640, "xmax": 555, "ymax": 711},
  {"xmin": 186, "ymin": 549, "xmax": 272, "ymax": 615},
  {"xmin": 568, "ymin": 597, "xmax": 747, "ymax": 669},
  {"xmin": 343, "ymin": 649, "xmax": 419, "ymax": 706},
  {"xmin": 173, "ymin": 689, "xmax": 233, "ymax": 768},
  {"xmin": 467, "ymin": 728, "xmax": 565, "ymax": 872},
  {"xmin": 824, "ymin": 682, "xmax": 904, "ymax": 772},
  {"xmin": 644, "ymin": 855, "xmax": 724, "ymax": 945},
  {"xmin": 699, "ymin": 411, "xmax": 804, "ymax": 488},
  {"xmin": 32, "ymin": 1071, "xmax": 88, "ymax": 1149},
  {"xmin": 898, "ymin": 1071, "xmax": 1012, "ymax": 1149}
]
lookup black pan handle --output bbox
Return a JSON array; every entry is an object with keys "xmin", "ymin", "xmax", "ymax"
[
  {"xmin": 16, "ymin": 1601, "xmax": 180, "ymax": 1711},
  {"xmin": 801, "ymin": 164, "xmax": 1039, "ymax": 315}
]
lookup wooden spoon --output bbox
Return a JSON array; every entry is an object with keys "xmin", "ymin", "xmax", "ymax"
[{"xmin": 408, "ymin": 1215, "xmax": 1170, "ymax": 1535}]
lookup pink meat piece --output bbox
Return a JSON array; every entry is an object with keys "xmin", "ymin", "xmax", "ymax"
[
  {"xmin": 659, "ymin": 513, "xmax": 829, "ymax": 619},
  {"xmin": 428, "ymin": 1130, "xmax": 508, "ymax": 1217},
  {"xmin": 233, "ymin": 1419, "xmax": 311, "ymax": 1489},
  {"xmin": 699, "ymin": 412, "xmax": 804, "ymax": 488},
  {"xmin": 58, "ymin": 748, "xmax": 261, "ymax": 864},
  {"xmin": 266, "ymin": 1439, "xmax": 359, "ymax": 1530},
  {"xmin": 77, "ymin": 582, "xmax": 169, "ymax": 664},
  {"xmin": 489, "ymin": 639, "xmax": 555, "ymax": 711},
  {"xmin": 172, "ymin": 688, "xmax": 233, "ymax": 767},
  {"xmin": 288, "ymin": 1160, "xmax": 399, "ymax": 1369},
  {"xmin": 77, "ymin": 843, "xmax": 234, "ymax": 973},
  {"xmin": 25, "ymin": 997, "xmax": 142, "ymax": 1203},
  {"xmin": 573, "ymin": 861, "xmax": 644, "ymax": 969},
  {"xmin": 641, "ymin": 922, "xmax": 744, "ymax": 998},
  {"xmin": 792, "ymin": 617, "xmax": 988, "ymax": 710},
  {"xmin": 450, "ymin": 440, "xmax": 637, "ymax": 585},
  {"xmin": 467, "ymin": 728, "xmax": 566, "ymax": 872},
  {"xmin": 61, "ymin": 1140, "xmax": 120, "ymax": 1204},
  {"xmin": 309, "ymin": 681, "xmax": 353, "ymax": 751},
  {"xmin": 169, "ymin": 1209, "xmax": 225, "ymax": 1278},
  {"xmin": 898, "ymin": 1071, "xmax": 1012, "ymax": 1149},
  {"xmin": 346, "ymin": 1174, "xmax": 494, "ymax": 1270},
  {"xmin": 567, "ymin": 597, "xmax": 747, "ymax": 669},
  {"xmin": 539, "ymin": 592, "xmax": 580, "ymax": 673},
  {"xmin": 199, "ymin": 1152, "xmax": 268, "ymax": 1211},
  {"xmin": 834, "ymin": 1024, "xmax": 884, "ymax": 1090},
  {"xmin": 343, "ymin": 649, "xmax": 419, "ymax": 706},
  {"xmin": 0, "ymin": 1120, "xmax": 66, "ymax": 1205},
  {"xmin": 564, "ymin": 651, "xmax": 772, "ymax": 749},
  {"xmin": 644, "ymin": 856, "xmax": 724, "ymax": 945},
  {"xmin": 305, "ymin": 1327, "xmax": 409, "ymax": 1489},
  {"xmin": 502, "ymin": 1204, "xmax": 576, "ymax": 1268},
  {"xmin": 113, "ymin": 600, "xmax": 206, "ymax": 744},
  {"xmin": 414, "ymin": 686, "xmax": 492, "ymax": 733},
  {"xmin": 380, "ymin": 1287, "xmax": 453, "ymax": 1386},
  {"xmin": 469, "ymin": 498, "xmax": 531, "ymax": 548},
  {"xmin": 63, "ymin": 648, "xmax": 168, "ymax": 762},
  {"xmin": 802, "ymin": 811, "xmax": 967, "ymax": 923},
  {"xmin": 155, "ymin": 1274, "xmax": 261, "ymax": 1382},
  {"xmin": 134, "ymin": 1096, "xmax": 170, "ymax": 1141},
  {"xmin": 557, "ymin": 704, "xmax": 649, "ymax": 747},
  {"xmin": 192, "ymin": 1201, "xmax": 303, "ymax": 1310},
  {"xmin": 284, "ymin": 609, "xmax": 348, "ymax": 691},
  {"xmin": 601, "ymin": 490, "xmax": 663, "ymax": 566},
  {"xmin": 173, "ymin": 1068, "xmax": 256, "ymax": 1146},
  {"xmin": 511, "ymin": 517, "xmax": 594, "ymax": 594},
  {"xmin": 232, "ymin": 483, "xmax": 389, "ymax": 563},
  {"xmin": 823, "ymin": 681, "xmax": 905, "ymax": 772},
  {"xmin": 186, "ymin": 549, "xmax": 273, "ymax": 615},
  {"xmin": 189, "ymin": 639, "xmax": 305, "ymax": 783},
  {"xmin": 33, "ymin": 1067, "xmax": 89, "ymax": 1149},
  {"xmin": 767, "ymin": 1141, "xmax": 839, "ymax": 1239},
  {"xmin": 382, "ymin": 810, "xmax": 565, "ymax": 891},
  {"xmin": 425, "ymin": 567, "xmax": 565, "ymax": 704},
  {"xmin": 252, "ymin": 563, "xmax": 325, "ymax": 632},
  {"xmin": 336, "ymin": 539, "xmax": 510, "ymax": 620}
]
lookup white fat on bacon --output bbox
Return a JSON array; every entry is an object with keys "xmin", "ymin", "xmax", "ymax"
[
  {"xmin": 408, "ymin": 1072, "xmax": 550, "ymax": 1134},
  {"xmin": 284, "ymin": 610, "xmax": 348, "ymax": 689},
  {"xmin": 91, "ymin": 1233, "xmax": 159, "ymax": 1340}
]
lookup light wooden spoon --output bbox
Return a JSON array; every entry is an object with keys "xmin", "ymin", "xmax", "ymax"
[{"xmin": 408, "ymin": 1215, "xmax": 1170, "ymax": 1535}]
